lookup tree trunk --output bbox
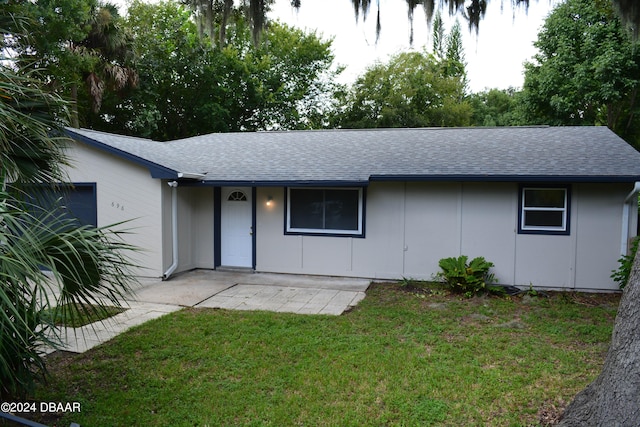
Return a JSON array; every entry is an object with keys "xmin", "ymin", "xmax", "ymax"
[
  {"xmin": 557, "ymin": 252, "xmax": 640, "ymax": 426},
  {"xmin": 70, "ymin": 84, "xmax": 79, "ymax": 128}
]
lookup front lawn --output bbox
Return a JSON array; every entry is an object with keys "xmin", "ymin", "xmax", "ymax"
[{"xmin": 30, "ymin": 283, "xmax": 619, "ymax": 426}]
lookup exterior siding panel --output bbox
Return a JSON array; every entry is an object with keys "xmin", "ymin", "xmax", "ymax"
[
  {"xmin": 189, "ymin": 187, "xmax": 215, "ymax": 269},
  {"xmin": 255, "ymin": 182, "xmax": 630, "ymax": 290},
  {"xmin": 351, "ymin": 183, "xmax": 405, "ymax": 278},
  {"xmin": 256, "ymin": 188, "xmax": 304, "ymax": 272},
  {"xmin": 163, "ymin": 186, "xmax": 215, "ymax": 275},
  {"xmin": 402, "ymin": 182, "xmax": 461, "ymax": 279},
  {"xmin": 64, "ymin": 142, "xmax": 164, "ymax": 277},
  {"xmin": 514, "ymin": 234, "xmax": 576, "ymax": 288},
  {"xmin": 574, "ymin": 184, "xmax": 629, "ymax": 289},
  {"xmin": 459, "ymin": 183, "xmax": 517, "ymax": 285}
]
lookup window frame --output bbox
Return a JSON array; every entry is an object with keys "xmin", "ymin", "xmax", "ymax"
[
  {"xmin": 285, "ymin": 187, "xmax": 365, "ymax": 237},
  {"xmin": 518, "ymin": 185, "xmax": 570, "ymax": 235}
]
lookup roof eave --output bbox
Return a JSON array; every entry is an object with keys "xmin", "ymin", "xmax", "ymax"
[
  {"xmin": 188, "ymin": 179, "xmax": 370, "ymax": 187},
  {"xmin": 369, "ymin": 175, "xmax": 640, "ymax": 183},
  {"xmin": 65, "ymin": 128, "xmax": 179, "ymax": 179}
]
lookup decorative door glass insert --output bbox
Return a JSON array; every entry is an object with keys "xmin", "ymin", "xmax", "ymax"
[{"xmin": 228, "ymin": 191, "xmax": 247, "ymax": 201}]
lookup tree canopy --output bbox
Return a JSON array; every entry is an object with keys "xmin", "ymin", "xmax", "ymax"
[
  {"xmin": 6, "ymin": 0, "xmax": 138, "ymax": 127},
  {"xmin": 333, "ymin": 15, "xmax": 470, "ymax": 129},
  {"xmin": 0, "ymin": 0, "xmax": 341, "ymax": 137},
  {"xmin": 90, "ymin": 0, "xmax": 341, "ymax": 139},
  {"xmin": 522, "ymin": 0, "xmax": 640, "ymax": 147},
  {"xmin": 467, "ymin": 88, "xmax": 527, "ymax": 127},
  {"xmin": 334, "ymin": 50, "xmax": 470, "ymax": 128}
]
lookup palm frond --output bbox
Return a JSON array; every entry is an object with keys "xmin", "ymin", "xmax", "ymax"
[
  {"xmin": 0, "ymin": 190, "xmax": 138, "ymax": 399},
  {"xmin": 0, "ymin": 65, "xmax": 71, "ymax": 184}
]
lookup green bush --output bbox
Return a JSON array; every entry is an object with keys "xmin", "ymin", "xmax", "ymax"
[
  {"xmin": 437, "ymin": 255, "xmax": 498, "ymax": 295},
  {"xmin": 611, "ymin": 237, "xmax": 639, "ymax": 289}
]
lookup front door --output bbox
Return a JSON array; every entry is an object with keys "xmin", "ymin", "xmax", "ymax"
[{"xmin": 220, "ymin": 187, "xmax": 253, "ymax": 267}]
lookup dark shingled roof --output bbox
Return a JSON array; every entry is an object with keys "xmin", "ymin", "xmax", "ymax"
[{"xmin": 65, "ymin": 126, "xmax": 640, "ymax": 185}]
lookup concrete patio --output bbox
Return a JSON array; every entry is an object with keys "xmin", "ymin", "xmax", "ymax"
[{"xmin": 51, "ymin": 270, "xmax": 371, "ymax": 353}]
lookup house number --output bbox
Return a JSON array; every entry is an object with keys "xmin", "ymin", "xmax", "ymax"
[{"xmin": 111, "ymin": 202, "xmax": 124, "ymax": 211}]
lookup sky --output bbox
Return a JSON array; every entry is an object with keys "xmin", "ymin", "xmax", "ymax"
[{"xmin": 270, "ymin": 0, "xmax": 559, "ymax": 92}]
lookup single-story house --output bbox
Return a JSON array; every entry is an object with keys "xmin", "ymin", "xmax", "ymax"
[{"xmin": 60, "ymin": 126, "xmax": 640, "ymax": 291}]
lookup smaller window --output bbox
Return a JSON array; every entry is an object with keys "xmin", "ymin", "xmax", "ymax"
[{"xmin": 519, "ymin": 186, "xmax": 570, "ymax": 234}]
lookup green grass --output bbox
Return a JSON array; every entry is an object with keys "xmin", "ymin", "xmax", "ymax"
[
  {"xmin": 42, "ymin": 303, "xmax": 127, "ymax": 327},
  {"xmin": 29, "ymin": 283, "xmax": 619, "ymax": 426}
]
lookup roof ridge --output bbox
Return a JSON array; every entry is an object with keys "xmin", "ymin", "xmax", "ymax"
[
  {"xmin": 72, "ymin": 125, "xmax": 598, "ymax": 144},
  {"xmin": 248, "ymin": 125, "xmax": 556, "ymax": 133},
  {"xmin": 171, "ymin": 125, "xmax": 561, "ymax": 141}
]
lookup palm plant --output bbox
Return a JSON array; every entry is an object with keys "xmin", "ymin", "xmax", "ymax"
[
  {"xmin": 1, "ymin": 53, "xmax": 137, "ymax": 399},
  {"xmin": 5, "ymin": 0, "xmax": 138, "ymax": 128},
  {"xmin": 69, "ymin": 2, "xmax": 138, "ymax": 127}
]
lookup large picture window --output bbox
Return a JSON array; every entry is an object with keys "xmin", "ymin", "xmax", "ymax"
[
  {"xmin": 519, "ymin": 186, "xmax": 570, "ymax": 234},
  {"xmin": 286, "ymin": 187, "xmax": 364, "ymax": 236}
]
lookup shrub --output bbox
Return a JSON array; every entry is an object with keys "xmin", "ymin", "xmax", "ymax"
[
  {"xmin": 437, "ymin": 255, "xmax": 497, "ymax": 295},
  {"xmin": 611, "ymin": 237, "xmax": 639, "ymax": 289}
]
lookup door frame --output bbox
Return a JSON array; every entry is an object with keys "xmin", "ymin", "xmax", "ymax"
[{"xmin": 214, "ymin": 186, "xmax": 256, "ymax": 269}]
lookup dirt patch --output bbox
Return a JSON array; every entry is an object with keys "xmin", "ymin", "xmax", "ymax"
[
  {"xmin": 536, "ymin": 398, "xmax": 568, "ymax": 426},
  {"xmin": 555, "ymin": 291, "xmax": 621, "ymax": 307},
  {"xmin": 44, "ymin": 350, "xmax": 83, "ymax": 368}
]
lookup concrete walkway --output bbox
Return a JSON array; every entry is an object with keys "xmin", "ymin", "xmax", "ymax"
[{"xmin": 51, "ymin": 270, "xmax": 370, "ymax": 354}]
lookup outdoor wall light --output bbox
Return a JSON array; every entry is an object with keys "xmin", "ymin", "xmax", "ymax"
[{"xmin": 266, "ymin": 196, "xmax": 273, "ymax": 206}]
